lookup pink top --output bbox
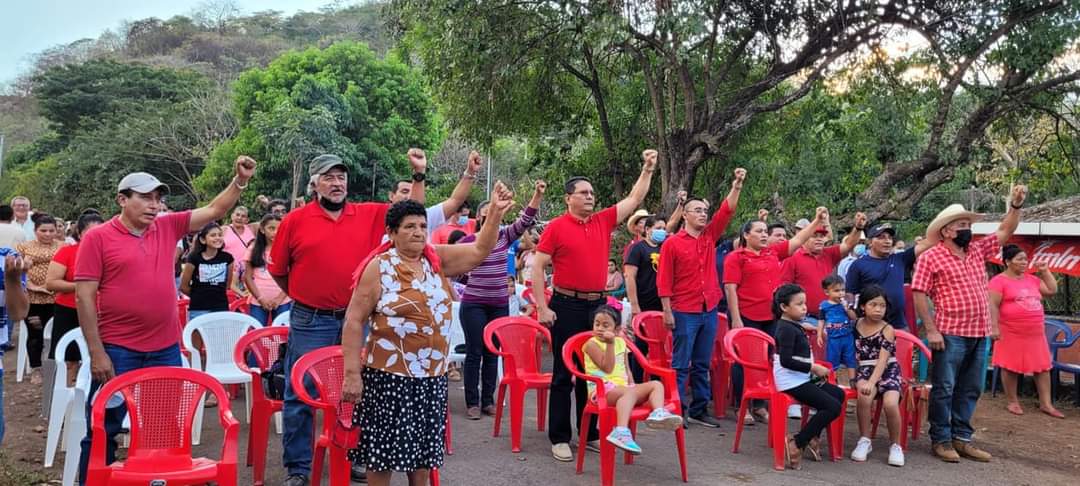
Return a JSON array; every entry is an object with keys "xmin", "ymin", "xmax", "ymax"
[
  {"xmin": 223, "ymin": 224, "xmax": 255, "ymax": 266},
  {"xmin": 75, "ymin": 212, "xmax": 192, "ymax": 352},
  {"xmin": 245, "ymin": 246, "xmax": 290, "ymax": 305},
  {"xmin": 988, "ymin": 273, "xmax": 1045, "ymax": 336}
]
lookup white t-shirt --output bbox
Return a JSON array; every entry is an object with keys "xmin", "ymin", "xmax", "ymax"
[
  {"xmin": 773, "ymin": 353, "xmax": 813, "ymax": 391},
  {"xmin": 381, "ymin": 202, "xmax": 448, "ymax": 244}
]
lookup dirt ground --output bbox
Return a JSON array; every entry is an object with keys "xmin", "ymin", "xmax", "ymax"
[{"xmin": 2, "ymin": 350, "xmax": 1078, "ymax": 485}]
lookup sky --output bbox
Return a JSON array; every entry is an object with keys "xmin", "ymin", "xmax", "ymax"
[{"xmin": 0, "ymin": 0, "xmax": 334, "ymax": 84}]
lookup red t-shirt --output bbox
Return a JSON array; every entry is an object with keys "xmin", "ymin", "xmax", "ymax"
[
  {"xmin": 431, "ymin": 219, "xmax": 477, "ymax": 245},
  {"xmin": 723, "ymin": 240, "xmax": 792, "ymax": 322},
  {"xmin": 75, "ymin": 212, "xmax": 192, "ymax": 352},
  {"xmin": 779, "ymin": 245, "xmax": 843, "ymax": 314},
  {"xmin": 52, "ymin": 244, "xmax": 79, "ymax": 308},
  {"xmin": 536, "ymin": 206, "xmax": 617, "ymax": 292},
  {"xmin": 268, "ymin": 201, "xmax": 389, "ymax": 310},
  {"xmin": 657, "ymin": 200, "xmax": 735, "ymax": 312}
]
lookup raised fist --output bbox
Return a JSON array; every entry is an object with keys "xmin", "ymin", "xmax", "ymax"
[
  {"xmin": 642, "ymin": 150, "xmax": 658, "ymax": 171},
  {"xmin": 407, "ymin": 148, "xmax": 427, "ymax": 173}
]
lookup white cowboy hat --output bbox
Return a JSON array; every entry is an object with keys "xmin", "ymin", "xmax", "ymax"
[
  {"xmin": 924, "ymin": 204, "xmax": 983, "ymax": 246},
  {"xmin": 627, "ymin": 209, "xmax": 650, "ymax": 230}
]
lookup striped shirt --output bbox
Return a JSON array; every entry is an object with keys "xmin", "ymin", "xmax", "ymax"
[{"xmin": 460, "ymin": 206, "xmax": 539, "ymax": 306}]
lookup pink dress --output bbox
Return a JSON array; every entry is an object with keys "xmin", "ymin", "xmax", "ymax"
[{"xmin": 989, "ymin": 273, "xmax": 1052, "ymax": 374}]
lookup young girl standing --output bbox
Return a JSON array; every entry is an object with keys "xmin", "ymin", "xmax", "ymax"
[
  {"xmin": 180, "ymin": 223, "xmax": 235, "ymax": 320},
  {"xmin": 243, "ymin": 214, "xmax": 290, "ymax": 325},
  {"xmin": 582, "ymin": 306, "xmax": 683, "ymax": 455},
  {"xmin": 849, "ymin": 285, "xmax": 905, "ymax": 467}
]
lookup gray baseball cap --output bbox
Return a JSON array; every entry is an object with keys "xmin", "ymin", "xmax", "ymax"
[
  {"xmin": 309, "ymin": 154, "xmax": 348, "ymax": 176},
  {"xmin": 117, "ymin": 172, "xmax": 169, "ymax": 194},
  {"xmin": 795, "ymin": 218, "xmax": 811, "ymax": 230}
]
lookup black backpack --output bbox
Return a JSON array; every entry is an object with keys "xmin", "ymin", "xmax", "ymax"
[{"xmin": 261, "ymin": 342, "xmax": 288, "ymax": 400}]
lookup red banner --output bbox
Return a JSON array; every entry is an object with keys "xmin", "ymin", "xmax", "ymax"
[{"xmin": 988, "ymin": 236, "xmax": 1080, "ymax": 277}]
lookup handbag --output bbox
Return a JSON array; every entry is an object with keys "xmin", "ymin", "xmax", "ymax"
[{"xmin": 330, "ymin": 401, "xmax": 360, "ymax": 449}]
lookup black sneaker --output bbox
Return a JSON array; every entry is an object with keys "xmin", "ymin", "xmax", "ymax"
[
  {"xmin": 350, "ymin": 464, "xmax": 368, "ymax": 483},
  {"xmin": 688, "ymin": 413, "xmax": 723, "ymax": 428},
  {"xmin": 284, "ymin": 474, "xmax": 309, "ymax": 486}
]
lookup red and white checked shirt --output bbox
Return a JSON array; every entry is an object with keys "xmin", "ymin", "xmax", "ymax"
[{"xmin": 911, "ymin": 234, "xmax": 1000, "ymax": 337}]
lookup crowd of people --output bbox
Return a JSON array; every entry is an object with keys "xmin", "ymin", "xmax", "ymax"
[{"xmin": 0, "ymin": 144, "xmax": 1069, "ymax": 486}]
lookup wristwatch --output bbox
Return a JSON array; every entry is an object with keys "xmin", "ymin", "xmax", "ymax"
[{"xmin": 411, "ymin": 172, "xmax": 426, "ymax": 182}]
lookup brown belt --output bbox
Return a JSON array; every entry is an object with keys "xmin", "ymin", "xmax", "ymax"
[{"xmin": 553, "ymin": 286, "xmax": 606, "ymax": 301}]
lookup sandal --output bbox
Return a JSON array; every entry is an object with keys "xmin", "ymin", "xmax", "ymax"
[
  {"xmin": 204, "ymin": 394, "xmax": 218, "ymax": 408},
  {"xmin": 786, "ymin": 436, "xmax": 802, "ymax": 470},
  {"xmin": 1005, "ymin": 402, "xmax": 1024, "ymax": 416},
  {"xmin": 1039, "ymin": 406, "xmax": 1065, "ymax": 419},
  {"xmin": 806, "ymin": 437, "xmax": 823, "ymax": 462},
  {"xmin": 751, "ymin": 408, "xmax": 770, "ymax": 424}
]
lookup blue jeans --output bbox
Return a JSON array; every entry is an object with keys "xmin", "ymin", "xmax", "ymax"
[
  {"xmin": 249, "ymin": 302, "xmax": 292, "ymax": 326},
  {"xmin": 671, "ymin": 307, "xmax": 718, "ymax": 417},
  {"xmin": 929, "ymin": 335, "xmax": 988, "ymax": 444},
  {"xmin": 78, "ymin": 343, "xmax": 182, "ymax": 485},
  {"xmin": 282, "ymin": 304, "xmax": 343, "ymax": 476},
  {"xmin": 1, "ymin": 366, "xmax": 6, "ymax": 445},
  {"xmin": 459, "ymin": 302, "xmax": 508, "ymax": 408}
]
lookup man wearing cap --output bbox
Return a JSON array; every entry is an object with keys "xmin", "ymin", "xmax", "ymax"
[
  {"xmin": 844, "ymin": 223, "xmax": 931, "ymax": 330},
  {"xmin": 781, "ymin": 212, "xmax": 867, "ymax": 318},
  {"xmin": 269, "ymin": 151, "xmax": 426, "ymax": 486},
  {"xmin": 74, "ymin": 156, "xmax": 257, "ymax": 483},
  {"xmin": 913, "ymin": 185, "xmax": 1027, "ymax": 464},
  {"xmin": 532, "ymin": 149, "xmax": 657, "ymax": 462}
]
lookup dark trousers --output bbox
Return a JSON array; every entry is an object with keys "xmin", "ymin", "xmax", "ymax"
[
  {"xmin": 782, "ymin": 382, "xmax": 845, "ymax": 448},
  {"xmin": 460, "ymin": 302, "xmax": 508, "ymax": 408},
  {"xmin": 548, "ymin": 293, "xmax": 603, "ymax": 444},
  {"xmin": 26, "ymin": 303, "xmax": 54, "ymax": 368},
  {"xmin": 79, "ymin": 343, "xmax": 182, "ymax": 485},
  {"xmin": 732, "ymin": 318, "xmax": 777, "ymax": 411}
]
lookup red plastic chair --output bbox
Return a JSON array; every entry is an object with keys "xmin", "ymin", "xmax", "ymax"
[
  {"xmin": 562, "ymin": 332, "xmax": 688, "ymax": 486},
  {"xmin": 711, "ymin": 314, "xmax": 733, "ymax": 417},
  {"xmin": 632, "ymin": 311, "xmax": 673, "ymax": 381},
  {"xmin": 484, "ymin": 316, "xmax": 552, "ymax": 453},
  {"xmin": 228, "ymin": 297, "xmax": 251, "ymax": 316},
  {"xmin": 870, "ymin": 329, "xmax": 932, "ymax": 449},
  {"xmin": 724, "ymin": 328, "xmax": 848, "ymax": 470},
  {"xmin": 84, "ymin": 367, "xmax": 239, "ymax": 486},
  {"xmin": 234, "ymin": 327, "xmax": 288, "ymax": 486},
  {"xmin": 522, "ymin": 287, "xmax": 552, "ymax": 321},
  {"xmin": 903, "ymin": 284, "xmax": 918, "ymax": 335}
]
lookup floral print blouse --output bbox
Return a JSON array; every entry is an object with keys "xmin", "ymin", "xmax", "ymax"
[
  {"xmin": 365, "ymin": 248, "xmax": 452, "ymax": 378},
  {"xmin": 16, "ymin": 240, "xmax": 61, "ymax": 305}
]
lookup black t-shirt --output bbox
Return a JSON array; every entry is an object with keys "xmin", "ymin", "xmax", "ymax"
[
  {"xmin": 625, "ymin": 239, "xmax": 662, "ymax": 311},
  {"xmin": 187, "ymin": 250, "xmax": 234, "ymax": 311}
]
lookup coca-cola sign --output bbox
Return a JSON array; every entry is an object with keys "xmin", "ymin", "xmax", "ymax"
[{"xmin": 988, "ymin": 237, "xmax": 1080, "ymax": 277}]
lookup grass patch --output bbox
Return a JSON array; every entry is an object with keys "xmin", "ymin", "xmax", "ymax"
[{"xmin": 0, "ymin": 450, "xmax": 49, "ymax": 486}]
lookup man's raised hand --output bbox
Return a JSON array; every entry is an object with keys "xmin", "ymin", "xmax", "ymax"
[
  {"xmin": 408, "ymin": 148, "xmax": 427, "ymax": 173},
  {"xmin": 642, "ymin": 149, "xmax": 658, "ymax": 172},
  {"xmin": 732, "ymin": 167, "xmax": 747, "ymax": 190}
]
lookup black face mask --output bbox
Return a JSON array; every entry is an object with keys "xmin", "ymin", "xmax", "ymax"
[
  {"xmin": 953, "ymin": 228, "xmax": 973, "ymax": 248},
  {"xmin": 318, "ymin": 195, "xmax": 345, "ymax": 212}
]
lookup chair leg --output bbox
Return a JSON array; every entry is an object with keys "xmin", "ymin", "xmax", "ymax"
[
  {"xmin": 493, "ymin": 383, "xmax": 507, "ymax": 438},
  {"xmin": 245, "ymin": 383, "xmax": 253, "ymax": 424},
  {"xmin": 675, "ymin": 424, "xmax": 689, "ymax": 482},
  {"xmin": 44, "ymin": 390, "xmax": 70, "ymax": 468},
  {"xmin": 445, "ymin": 405, "xmax": 454, "ymax": 456},
  {"xmin": 328, "ymin": 446, "xmax": 349, "ymax": 486},
  {"xmin": 311, "ymin": 444, "xmax": 325, "ymax": 486},
  {"xmin": 274, "ymin": 410, "xmax": 284, "ymax": 434},
  {"xmin": 598, "ymin": 413, "xmax": 616, "ymax": 486},
  {"xmin": 429, "ymin": 468, "xmax": 440, "ymax": 486},
  {"xmin": 536, "ymin": 387, "xmax": 548, "ymax": 432},
  {"xmin": 61, "ymin": 401, "xmax": 85, "ymax": 486},
  {"xmin": 769, "ymin": 396, "xmax": 788, "ymax": 470},
  {"xmin": 16, "ymin": 321, "xmax": 28, "ymax": 383},
  {"xmin": 828, "ymin": 396, "xmax": 847, "ymax": 462},
  {"xmin": 509, "ymin": 383, "xmax": 525, "ymax": 453},
  {"xmin": 576, "ymin": 411, "xmax": 591, "ymax": 474},
  {"xmin": 732, "ymin": 399, "xmax": 749, "ymax": 453},
  {"xmin": 250, "ymin": 406, "xmax": 270, "ymax": 485},
  {"xmin": 899, "ymin": 397, "xmax": 910, "ymax": 450},
  {"xmin": 624, "ymin": 421, "xmax": 636, "ymax": 465}
]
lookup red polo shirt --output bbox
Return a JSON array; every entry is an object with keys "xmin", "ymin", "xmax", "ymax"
[
  {"xmin": 75, "ymin": 212, "xmax": 192, "ymax": 352},
  {"xmin": 52, "ymin": 243, "xmax": 80, "ymax": 309},
  {"xmin": 657, "ymin": 200, "xmax": 735, "ymax": 312},
  {"xmin": 779, "ymin": 245, "xmax": 843, "ymax": 314},
  {"xmin": 269, "ymin": 201, "xmax": 389, "ymax": 310},
  {"xmin": 723, "ymin": 240, "xmax": 792, "ymax": 321},
  {"xmin": 536, "ymin": 206, "xmax": 617, "ymax": 292}
]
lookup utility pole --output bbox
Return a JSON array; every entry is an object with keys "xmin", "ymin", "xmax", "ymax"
[{"xmin": 0, "ymin": 133, "xmax": 5, "ymax": 178}]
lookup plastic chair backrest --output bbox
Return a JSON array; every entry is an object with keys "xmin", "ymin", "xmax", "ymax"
[
  {"xmin": 804, "ymin": 327, "xmax": 826, "ymax": 362},
  {"xmin": 53, "ymin": 328, "xmax": 90, "ymax": 387},
  {"xmin": 632, "ymin": 311, "xmax": 673, "ymax": 362},
  {"xmin": 1045, "ymin": 320, "xmax": 1077, "ymax": 358},
  {"xmin": 893, "ymin": 329, "xmax": 931, "ymax": 380},
  {"xmin": 272, "ymin": 311, "xmax": 292, "ymax": 327},
  {"xmin": 561, "ymin": 332, "xmax": 651, "ymax": 396},
  {"xmin": 484, "ymin": 317, "xmax": 551, "ymax": 378},
  {"xmin": 234, "ymin": 327, "xmax": 289, "ymax": 375},
  {"xmin": 90, "ymin": 367, "xmax": 233, "ymax": 467},
  {"xmin": 723, "ymin": 328, "xmax": 775, "ymax": 390},
  {"xmin": 903, "ymin": 284, "xmax": 918, "ymax": 333},
  {"xmin": 447, "ymin": 302, "xmax": 465, "ymax": 357},
  {"xmin": 289, "ymin": 345, "xmax": 353, "ymax": 422},
  {"xmin": 183, "ymin": 312, "xmax": 260, "ymax": 374}
]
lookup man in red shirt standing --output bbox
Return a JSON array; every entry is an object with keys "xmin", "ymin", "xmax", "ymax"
[
  {"xmin": 780, "ymin": 212, "xmax": 867, "ymax": 317},
  {"xmin": 656, "ymin": 168, "xmax": 744, "ymax": 427},
  {"xmin": 913, "ymin": 185, "xmax": 1027, "ymax": 464},
  {"xmin": 269, "ymin": 151, "xmax": 427, "ymax": 486},
  {"xmin": 74, "ymin": 156, "xmax": 257, "ymax": 483},
  {"xmin": 532, "ymin": 150, "xmax": 658, "ymax": 462}
]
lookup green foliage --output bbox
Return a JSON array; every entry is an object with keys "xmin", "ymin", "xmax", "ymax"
[{"xmin": 195, "ymin": 41, "xmax": 441, "ymax": 204}]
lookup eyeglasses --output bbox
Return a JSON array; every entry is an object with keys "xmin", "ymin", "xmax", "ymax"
[{"xmin": 685, "ymin": 208, "xmax": 709, "ymax": 214}]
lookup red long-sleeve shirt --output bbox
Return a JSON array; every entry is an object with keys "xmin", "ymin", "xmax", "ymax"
[{"xmin": 657, "ymin": 200, "xmax": 735, "ymax": 313}]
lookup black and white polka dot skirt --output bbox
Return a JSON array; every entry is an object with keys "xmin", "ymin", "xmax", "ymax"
[{"xmin": 348, "ymin": 367, "xmax": 448, "ymax": 472}]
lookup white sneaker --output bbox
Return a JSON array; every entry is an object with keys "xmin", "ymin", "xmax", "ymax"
[
  {"xmin": 787, "ymin": 404, "xmax": 802, "ymax": 419},
  {"xmin": 851, "ymin": 437, "xmax": 872, "ymax": 462},
  {"xmin": 888, "ymin": 443, "xmax": 905, "ymax": 467},
  {"xmin": 552, "ymin": 442, "xmax": 572, "ymax": 462}
]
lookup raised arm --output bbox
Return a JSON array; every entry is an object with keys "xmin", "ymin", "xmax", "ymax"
[
  {"xmin": 788, "ymin": 206, "xmax": 828, "ymax": 255},
  {"xmin": 189, "ymin": 156, "xmax": 257, "ymax": 232},
  {"xmin": 438, "ymin": 151, "xmax": 482, "ymax": 218},
  {"xmin": 1035, "ymin": 261, "xmax": 1058, "ymax": 296},
  {"xmin": 437, "ymin": 182, "xmax": 514, "ymax": 277},
  {"xmin": 341, "ymin": 259, "xmax": 382, "ymax": 404},
  {"xmin": 725, "ymin": 168, "xmax": 746, "ymax": 212},
  {"xmin": 838, "ymin": 212, "xmax": 867, "ymax": 256},
  {"xmin": 996, "ymin": 184, "xmax": 1028, "ymax": 245},
  {"xmin": 505, "ymin": 180, "xmax": 545, "ymax": 242},
  {"xmin": 407, "ymin": 148, "xmax": 428, "ymax": 205},
  {"xmin": 615, "ymin": 149, "xmax": 658, "ymax": 223},
  {"xmin": 665, "ymin": 190, "xmax": 687, "ymax": 234}
]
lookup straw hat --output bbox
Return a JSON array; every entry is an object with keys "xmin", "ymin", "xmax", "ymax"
[
  {"xmin": 627, "ymin": 209, "xmax": 650, "ymax": 230},
  {"xmin": 924, "ymin": 204, "xmax": 983, "ymax": 246}
]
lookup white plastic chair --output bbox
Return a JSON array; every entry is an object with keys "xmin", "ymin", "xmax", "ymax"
[
  {"xmin": 448, "ymin": 302, "xmax": 466, "ymax": 367},
  {"xmin": 44, "ymin": 327, "xmax": 89, "ymax": 468},
  {"xmin": 271, "ymin": 310, "xmax": 291, "ymax": 327},
  {"xmin": 61, "ymin": 360, "xmax": 91, "ymax": 486},
  {"xmin": 183, "ymin": 311, "xmax": 259, "ymax": 445},
  {"xmin": 15, "ymin": 318, "xmax": 52, "ymax": 383}
]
